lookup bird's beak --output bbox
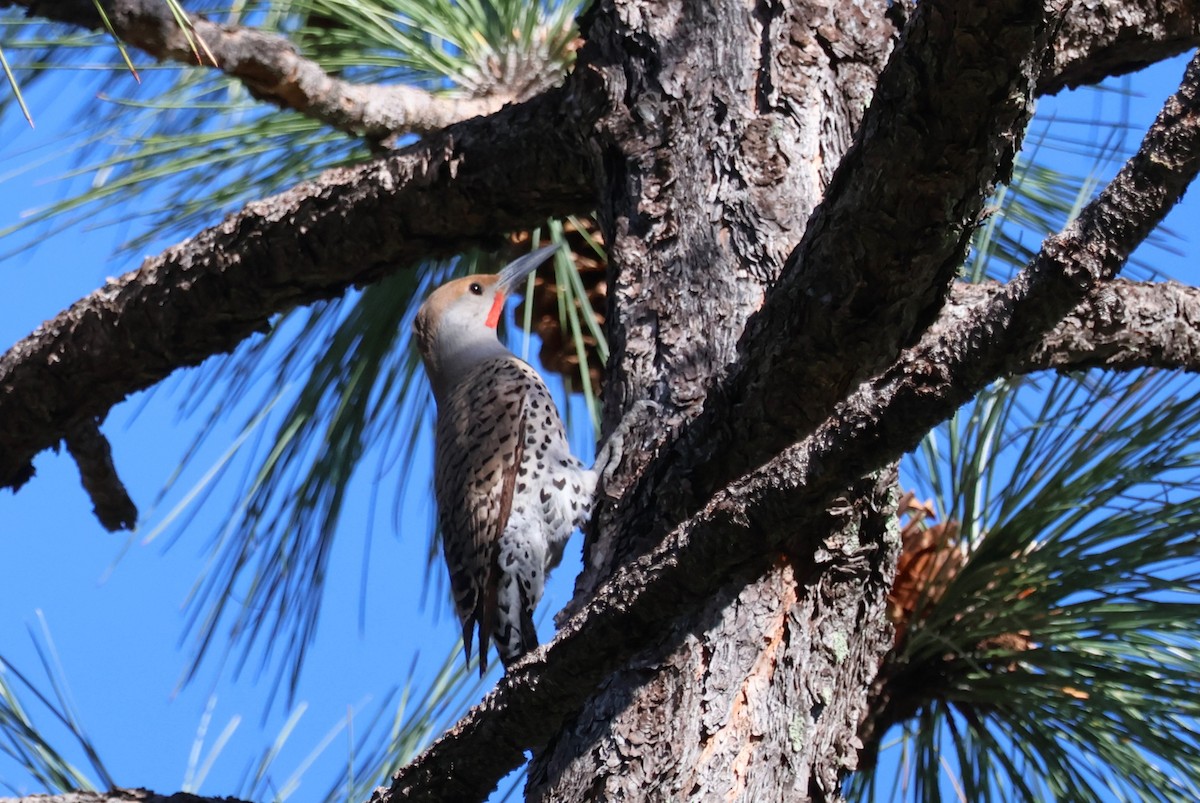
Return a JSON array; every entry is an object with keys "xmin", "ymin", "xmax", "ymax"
[{"xmin": 496, "ymin": 244, "xmax": 560, "ymax": 293}]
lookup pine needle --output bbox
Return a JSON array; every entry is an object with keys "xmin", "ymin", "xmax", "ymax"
[
  {"xmin": 0, "ymin": 44, "xmax": 33, "ymax": 127},
  {"xmin": 90, "ymin": 0, "xmax": 140, "ymax": 81}
]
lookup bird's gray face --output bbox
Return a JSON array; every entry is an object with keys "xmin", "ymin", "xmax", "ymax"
[
  {"xmin": 413, "ymin": 274, "xmax": 503, "ymax": 370},
  {"xmin": 412, "ymin": 244, "xmax": 562, "ymax": 367}
]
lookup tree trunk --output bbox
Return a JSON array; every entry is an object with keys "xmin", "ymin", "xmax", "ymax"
[{"xmin": 531, "ymin": 1, "xmax": 900, "ymax": 798}]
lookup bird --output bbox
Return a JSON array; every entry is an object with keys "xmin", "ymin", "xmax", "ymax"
[{"xmin": 413, "ymin": 245, "xmax": 596, "ymax": 674}]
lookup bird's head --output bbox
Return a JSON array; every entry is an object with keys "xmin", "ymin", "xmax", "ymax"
[{"xmin": 414, "ymin": 245, "xmax": 559, "ymax": 398}]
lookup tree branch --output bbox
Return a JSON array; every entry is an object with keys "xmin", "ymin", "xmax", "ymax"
[
  {"xmin": 0, "ymin": 86, "xmax": 600, "ymax": 490},
  {"xmin": 1043, "ymin": 0, "xmax": 1200, "ymax": 95},
  {"xmin": 381, "ymin": 48, "xmax": 1200, "ymax": 803},
  {"xmin": 64, "ymin": 417, "xmax": 137, "ymax": 531},
  {"xmin": 1, "ymin": 789, "xmax": 251, "ymax": 803},
  {"xmin": 975, "ymin": 52, "xmax": 1200, "ymax": 370},
  {"xmin": 947, "ymin": 279, "xmax": 1200, "ymax": 374},
  {"xmin": 1, "ymin": 0, "xmax": 525, "ymax": 139}
]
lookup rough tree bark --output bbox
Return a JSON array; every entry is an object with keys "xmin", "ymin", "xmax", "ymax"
[{"xmin": 3, "ymin": 0, "xmax": 1200, "ymax": 801}]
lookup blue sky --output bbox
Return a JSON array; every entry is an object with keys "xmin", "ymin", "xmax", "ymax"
[{"xmin": 0, "ymin": 39, "xmax": 1197, "ymax": 803}]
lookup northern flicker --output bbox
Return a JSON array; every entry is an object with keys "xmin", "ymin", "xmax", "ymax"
[{"xmin": 414, "ymin": 245, "xmax": 596, "ymax": 674}]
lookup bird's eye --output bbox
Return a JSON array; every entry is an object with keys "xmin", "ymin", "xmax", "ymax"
[{"xmin": 469, "ymin": 282, "xmax": 483, "ymax": 295}]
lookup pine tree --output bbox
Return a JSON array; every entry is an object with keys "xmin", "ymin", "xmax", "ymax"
[{"xmin": 2, "ymin": 1, "xmax": 1199, "ymax": 800}]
